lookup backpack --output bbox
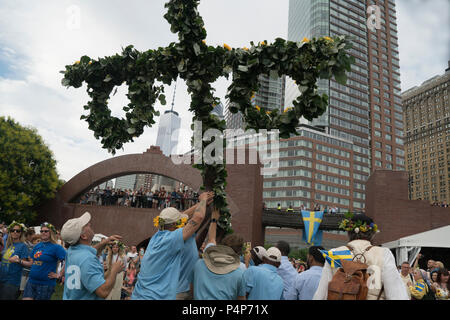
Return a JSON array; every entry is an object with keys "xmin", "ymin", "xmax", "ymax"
[{"xmin": 327, "ymin": 245, "xmax": 383, "ymax": 300}]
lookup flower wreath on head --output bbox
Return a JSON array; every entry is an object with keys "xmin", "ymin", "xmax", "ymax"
[
  {"xmin": 153, "ymin": 216, "xmax": 188, "ymax": 230},
  {"xmin": 41, "ymin": 222, "xmax": 57, "ymax": 234},
  {"xmin": 8, "ymin": 221, "xmax": 27, "ymax": 233},
  {"xmin": 339, "ymin": 212, "xmax": 379, "ymax": 234},
  {"xmin": 109, "ymin": 240, "xmax": 125, "ymax": 251}
]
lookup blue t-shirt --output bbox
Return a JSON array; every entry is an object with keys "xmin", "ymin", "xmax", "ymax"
[
  {"xmin": 193, "ymin": 259, "xmax": 246, "ymax": 300},
  {"xmin": 131, "ymin": 228, "xmax": 185, "ymax": 300},
  {"xmin": 29, "ymin": 241, "xmax": 66, "ymax": 286},
  {"xmin": 243, "ymin": 264, "xmax": 284, "ymax": 300},
  {"xmin": 177, "ymin": 234, "xmax": 199, "ymax": 294},
  {"xmin": 0, "ymin": 242, "xmax": 29, "ymax": 286},
  {"xmin": 63, "ymin": 245, "xmax": 106, "ymax": 300}
]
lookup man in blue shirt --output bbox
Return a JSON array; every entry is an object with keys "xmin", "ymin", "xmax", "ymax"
[
  {"xmin": 176, "ymin": 233, "xmax": 198, "ymax": 299},
  {"xmin": 275, "ymin": 240, "xmax": 298, "ymax": 299},
  {"xmin": 61, "ymin": 212, "xmax": 124, "ymax": 300},
  {"xmin": 243, "ymin": 247, "xmax": 284, "ymax": 300},
  {"xmin": 284, "ymin": 246, "xmax": 325, "ymax": 300},
  {"xmin": 131, "ymin": 191, "xmax": 213, "ymax": 300},
  {"xmin": 192, "ymin": 208, "xmax": 246, "ymax": 300}
]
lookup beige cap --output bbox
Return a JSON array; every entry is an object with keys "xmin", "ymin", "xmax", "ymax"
[
  {"xmin": 252, "ymin": 246, "xmax": 267, "ymax": 261},
  {"xmin": 159, "ymin": 207, "xmax": 188, "ymax": 225},
  {"xmin": 61, "ymin": 212, "xmax": 91, "ymax": 245},
  {"xmin": 265, "ymin": 247, "xmax": 282, "ymax": 263}
]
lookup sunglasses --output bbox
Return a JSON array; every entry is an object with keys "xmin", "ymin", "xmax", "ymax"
[
  {"xmin": 41, "ymin": 230, "xmax": 50, "ymax": 233},
  {"xmin": 11, "ymin": 229, "xmax": 22, "ymax": 233}
]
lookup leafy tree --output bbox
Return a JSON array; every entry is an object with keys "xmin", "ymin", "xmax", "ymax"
[
  {"xmin": 0, "ymin": 116, "xmax": 60, "ymax": 224},
  {"xmin": 61, "ymin": 0, "xmax": 354, "ymax": 234}
]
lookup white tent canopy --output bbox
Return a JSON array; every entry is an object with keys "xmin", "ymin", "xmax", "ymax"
[{"xmin": 382, "ymin": 225, "xmax": 450, "ymax": 266}]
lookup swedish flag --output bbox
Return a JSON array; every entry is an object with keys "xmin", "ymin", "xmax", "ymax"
[
  {"xmin": 415, "ymin": 283, "xmax": 425, "ymax": 292},
  {"xmin": 320, "ymin": 249, "xmax": 353, "ymax": 269},
  {"xmin": 301, "ymin": 211, "xmax": 324, "ymax": 245}
]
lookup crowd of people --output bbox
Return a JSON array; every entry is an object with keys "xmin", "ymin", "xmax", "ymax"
[
  {"xmin": 399, "ymin": 256, "xmax": 449, "ymax": 300},
  {"xmin": 274, "ymin": 203, "xmax": 342, "ymax": 214},
  {"xmin": 0, "ymin": 194, "xmax": 448, "ymax": 301},
  {"xmin": 79, "ymin": 187, "xmax": 199, "ymax": 211},
  {"xmin": 431, "ymin": 201, "xmax": 449, "ymax": 208}
]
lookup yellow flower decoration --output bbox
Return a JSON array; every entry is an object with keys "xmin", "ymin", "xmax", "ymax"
[
  {"xmin": 153, "ymin": 216, "xmax": 165, "ymax": 228},
  {"xmin": 284, "ymin": 107, "xmax": 293, "ymax": 113},
  {"xmin": 302, "ymin": 37, "xmax": 309, "ymax": 43},
  {"xmin": 261, "ymin": 41, "xmax": 267, "ymax": 46},
  {"xmin": 223, "ymin": 43, "xmax": 231, "ymax": 51},
  {"xmin": 323, "ymin": 36, "xmax": 333, "ymax": 42},
  {"xmin": 74, "ymin": 61, "xmax": 80, "ymax": 65},
  {"xmin": 266, "ymin": 111, "xmax": 271, "ymax": 115},
  {"xmin": 255, "ymin": 105, "xmax": 261, "ymax": 111},
  {"xmin": 243, "ymin": 47, "xmax": 249, "ymax": 51},
  {"xmin": 176, "ymin": 218, "xmax": 188, "ymax": 229},
  {"xmin": 88, "ymin": 61, "xmax": 92, "ymax": 65}
]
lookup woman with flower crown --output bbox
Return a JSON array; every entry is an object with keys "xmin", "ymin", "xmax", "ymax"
[
  {"xmin": 0, "ymin": 221, "xmax": 30, "ymax": 300},
  {"xmin": 21, "ymin": 222, "xmax": 66, "ymax": 300},
  {"xmin": 313, "ymin": 213, "xmax": 409, "ymax": 300},
  {"xmin": 103, "ymin": 240, "xmax": 127, "ymax": 300}
]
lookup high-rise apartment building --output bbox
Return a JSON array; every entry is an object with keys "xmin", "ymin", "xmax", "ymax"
[
  {"xmin": 225, "ymin": 75, "xmax": 285, "ymax": 129},
  {"xmin": 402, "ymin": 62, "xmax": 450, "ymax": 204},
  {"xmin": 115, "ymin": 174, "xmax": 137, "ymax": 191},
  {"xmin": 264, "ymin": 0, "xmax": 405, "ymax": 211}
]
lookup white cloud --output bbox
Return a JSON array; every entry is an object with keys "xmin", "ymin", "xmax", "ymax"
[{"xmin": 397, "ymin": 0, "xmax": 450, "ymax": 91}]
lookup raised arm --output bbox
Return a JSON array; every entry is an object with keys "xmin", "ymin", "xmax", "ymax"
[
  {"xmin": 182, "ymin": 192, "xmax": 213, "ymax": 241},
  {"xmin": 182, "ymin": 192, "xmax": 214, "ymax": 219},
  {"xmin": 93, "ymin": 235, "xmax": 122, "ymax": 257},
  {"xmin": 206, "ymin": 207, "xmax": 220, "ymax": 246}
]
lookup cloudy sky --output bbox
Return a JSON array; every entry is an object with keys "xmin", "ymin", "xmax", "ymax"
[{"xmin": 1, "ymin": 0, "xmax": 449, "ymax": 182}]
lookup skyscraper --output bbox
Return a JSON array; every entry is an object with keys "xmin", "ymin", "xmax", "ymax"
[
  {"xmin": 264, "ymin": 0, "xmax": 404, "ymax": 212},
  {"xmin": 115, "ymin": 174, "xmax": 137, "ymax": 191},
  {"xmin": 155, "ymin": 109, "xmax": 181, "ymax": 156},
  {"xmin": 154, "ymin": 84, "xmax": 182, "ymax": 190},
  {"xmin": 402, "ymin": 62, "xmax": 450, "ymax": 204},
  {"xmin": 225, "ymin": 75, "xmax": 285, "ymax": 129}
]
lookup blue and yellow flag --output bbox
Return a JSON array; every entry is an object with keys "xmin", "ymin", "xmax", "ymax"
[
  {"xmin": 319, "ymin": 249, "xmax": 353, "ymax": 269},
  {"xmin": 301, "ymin": 211, "xmax": 324, "ymax": 245},
  {"xmin": 414, "ymin": 283, "xmax": 426, "ymax": 293}
]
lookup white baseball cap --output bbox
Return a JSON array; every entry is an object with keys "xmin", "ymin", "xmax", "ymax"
[
  {"xmin": 159, "ymin": 207, "xmax": 188, "ymax": 225},
  {"xmin": 265, "ymin": 247, "xmax": 282, "ymax": 263},
  {"xmin": 61, "ymin": 212, "xmax": 91, "ymax": 245}
]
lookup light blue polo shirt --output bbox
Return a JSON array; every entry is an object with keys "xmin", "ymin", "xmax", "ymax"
[
  {"xmin": 131, "ymin": 228, "xmax": 185, "ymax": 300},
  {"xmin": 63, "ymin": 244, "xmax": 105, "ymax": 300},
  {"xmin": 283, "ymin": 265, "xmax": 323, "ymax": 300},
  {"xmin": 277, "ymin": 256, "xmax": 299, "ymax": 299},
  {"xmin": 243, "ymin": 264, "xmax": 284, "ymax": 300},
  {"xmin": 177, "ymin": 233, "xmax": 199, "ymax": 294},
  {"xmin": 193, "ymin": 258, "xmax": 245, "ymax": 300}
]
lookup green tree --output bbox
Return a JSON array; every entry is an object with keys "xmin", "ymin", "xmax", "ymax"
[{"xmin": 0, "ymin": 116, "xmax": 60, "ymax": 224}]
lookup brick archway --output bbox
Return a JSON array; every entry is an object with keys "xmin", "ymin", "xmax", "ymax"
[
  {"xmin": 37, "ymin": 146, "xmax": 263, "ymax": 247},
  {"xmin": 59, "ymin": 146, "xmax": 203, "ymax": 204}
]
